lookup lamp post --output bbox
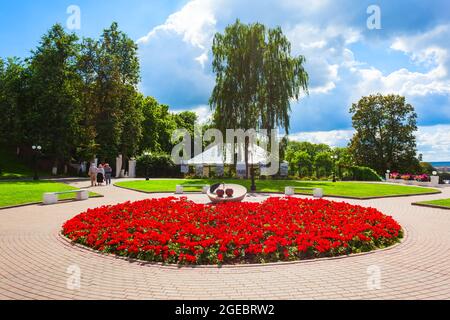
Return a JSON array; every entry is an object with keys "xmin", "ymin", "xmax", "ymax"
[
  {"xmin": 332, "ymin": 154, "xmax": 338, "ymax": 182},
  {"xmin": 32, "ymin": 145, "xmax": 42, "ymax": 181},
  {"xmin": 143, "ymin": 152, "xmax": 150, "ymax": 180}
]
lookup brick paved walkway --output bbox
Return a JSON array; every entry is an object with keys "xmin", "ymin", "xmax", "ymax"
[{"xmin": 1, "ymin": 179, "xmax": 450, "ymax": 300}]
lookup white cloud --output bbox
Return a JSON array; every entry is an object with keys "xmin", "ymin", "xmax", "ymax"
[
  {"xmin": 138, "ymin": 0, "xmax": 217, "ymax": 50},
  {"xmin": 288, "ymin": 129, "xmax": 354, "ymax": 147},
  {"xmin": 351, "ymin": 24, "xmax": 450, "ymax": 99},
  {"xmin": 352, "ymin": 66, "xmax": 450, "ymax": 99},
  {"xmin": 174, "ymin": 105, "xmax": 213, "ymax": 124},
  {"xmin": 286, "ymin": 24, "xmax": 361, "ymax": 95},
  {"xmin": 136, "ymin": 0, "xmax": 450, "ymax": 138},
  {"xmin": 416, "ymin": 124, "xmax": 450, "ymax": 161},
  {"xmin": 138, "ymin": 2, "xmax": 364, "ymax": 102},
  {"xmin": 279, "ymin": 0, "xmax": 331, "ymax": 13},
  {"xmin": 137, "ymin": 0, "xmax": 218, "ymax": 107},
  {"xmin": 391, "ymin": 24, "xmax": 449, "ymax": 69},
  {"xmin": 137, "ymin": 0, "xmax": 218, "ymax": 68},
  {"xmin": 195, "ymin": 52, "xmax": 209, "ymax": 68}
]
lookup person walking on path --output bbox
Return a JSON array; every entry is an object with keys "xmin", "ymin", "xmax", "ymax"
[
  {"xmin": 104, "ymin": 163, "xmax": 112, "ymax": 185},
  {"xmin": 97, "ymin": 164, "xmax": 105, "ymax": 186},
  {"xmin": 88, "ymin": 163, "xmax": 97, "ymax": 187}
]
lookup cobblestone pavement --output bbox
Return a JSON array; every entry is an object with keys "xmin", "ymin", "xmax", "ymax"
[{"xmin": 1, "ymin": 179, "xmax": 449, "ymax": 300}]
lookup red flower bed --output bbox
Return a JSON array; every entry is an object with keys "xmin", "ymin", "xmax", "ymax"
[{"xmin": 62, "ymin": 197, "xmax": 402, "ymax": 265}]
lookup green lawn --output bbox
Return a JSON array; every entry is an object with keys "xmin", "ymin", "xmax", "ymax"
[
  {"xmin": 415, "ymin": 198, "xmax": 450, "ymax": 208},
  {"xmin": 0, "ymin": 181, "xmax": 98, "ymax": 208},
  {"xmin": 115, "ymin": 179, "xmax": 439, "ymax": 199}
]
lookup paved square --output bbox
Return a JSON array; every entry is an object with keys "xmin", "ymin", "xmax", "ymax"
[{"xmin": 1, "ymin": 180, "xmax": 449, "ymax": 300}]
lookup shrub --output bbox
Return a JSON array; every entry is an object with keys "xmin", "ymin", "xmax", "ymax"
[
  {"xmin": 401, "ymin": 174, "xmax": 413, "ymax": 181},
  {"xmin": 419, "ymin": 162, "xmax": 435, "ymax": 175},
  {"xmin": 136, "ymin": 152, "xmax": 180, "ymax": 178},
  {"xmin": 414, "ymin": 174, "xmax": 429, "ymax": 182},
  {"xmin": 390, "ymin": 172, "xmax": 400, "ymax": 179},
  {"xmin": 342, "ymin": 166, "xmax": 382, "ymax": 181}
]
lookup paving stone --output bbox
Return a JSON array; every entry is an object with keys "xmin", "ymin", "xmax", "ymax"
[{"xmin": 1, "ymin": 179, "xmax": 449, "ymax": 299}]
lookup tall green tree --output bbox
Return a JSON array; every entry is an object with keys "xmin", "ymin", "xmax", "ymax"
[
  {"xmin": 174, "ymin": 111, "xmax": 197, "ymax": 137},
  {"xmin": 0, "ymin": 57, "xmax": 26, "ymax": 148},
  {"xmin": 349, "ymin": 94, "xmax": 419, "ymax": 174},
  {"xmin": 76, "ymin": 38, "xmax": 100, "ymax": 161},
  {"xmin": 333, "ymin": 147, "xmax": 354, "ymax": 179},
  {"xmin": 314, "ymin": 151, "xmax": 333, "ymax": 177},
  {"xmin": 293, "ymin": 151, "xmax": 312, "ymax": 176},
  {"xmin": 26, "ymin": 24, "xmax": 82, "ymax": 167},
  {"xmin": 79, "ymin": 22, "xmax": 141, "ymax": 165},
  {"xmin": 139, "ymin": 97, "xmax": 198, "ymax": 155},
  {"xmin": 140, "ymin": 97, "xmax": 177, "ymax": 154},
  {"xmin": 210, "ymin": 20, "xmax": 308, "ymax": 176},
  {"xmin": 120, "ymin": 90, "xmax": 144, "ymax": 161}
]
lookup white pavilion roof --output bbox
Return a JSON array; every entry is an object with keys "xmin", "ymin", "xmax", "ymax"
[{"xmin": 187, "ymin": 143, "xmax": 269, "ymax": 165}]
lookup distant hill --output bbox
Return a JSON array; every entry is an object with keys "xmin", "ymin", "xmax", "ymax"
[{"xmin": 430, "ymin": 162, "xmax": 450, "ymax": 173}]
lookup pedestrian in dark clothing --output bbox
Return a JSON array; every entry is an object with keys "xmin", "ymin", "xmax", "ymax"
[{"xmin": 104, "ymin": 163, "xmax": 112, "ymax": 185}]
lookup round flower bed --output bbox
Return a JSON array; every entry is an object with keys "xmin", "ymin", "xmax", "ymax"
[{"xmin": 62, "ymin": 197, "xmax": 403, "ymax": 265}]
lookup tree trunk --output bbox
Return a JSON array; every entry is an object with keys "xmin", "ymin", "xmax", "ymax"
[{"xmin": 245, "ymin": 138, "xmax": 249, "ymax": 179}]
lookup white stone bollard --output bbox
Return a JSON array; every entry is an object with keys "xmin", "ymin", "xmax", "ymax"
[
  {"xmin": 43, "ymin": 193, "xmax": 58, "ymax": 205},
  {"xmin": 313, "ymin": 188, "xmax": 323, "ymax": 198},
  {"xmin": 115, "ymin": 154, "xmax": 122, "ymax": 178},
  {"xmin": 76, "ymin": 190, "xmax": 89, "ymax": 201},
  {"xmin": 285, "ymin": 186, "xmax": 294, "ymax": 196},
  {"xmin": 430, "ymin": 175, "xmax": 439, "ymax": 187},
  {"xmin": 128, "ymin": 159, "xmax": 137, "ymax": 178},
  {"xmin": 385, "ymin": 173, "xmax": 390, "ymax": 181},
  {"xmin": 175, "ymin": 185, "xmax": 184, "ymax": 194}
]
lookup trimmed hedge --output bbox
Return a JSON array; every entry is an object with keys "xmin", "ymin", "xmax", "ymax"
[
  {"xmin": 343, "ymin": 166, "xmax": 382, "ymax": 181},
  {"xmin": 136, "ymin": 153, "xmax": 181, "ymax": 178}
]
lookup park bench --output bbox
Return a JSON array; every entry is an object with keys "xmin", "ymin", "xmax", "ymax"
[
  {"xmin": 43, "ymin": 190, "xmax": 89, "ymax": 205},
  {"xmin": 285, "ymin": 186, "xmax": 323, "ymax": 198},
  {"xmin": 175, "ymin": 184, "xmax": 210, "ymax": 194}
]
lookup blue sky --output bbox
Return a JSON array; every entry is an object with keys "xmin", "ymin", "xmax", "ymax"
[{"xmin": 1, "ymin": 0, "xmax": 450, "ymax": 160}]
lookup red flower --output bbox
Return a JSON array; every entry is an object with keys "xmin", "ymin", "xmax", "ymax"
[{"xmin": 62, "ymin": 197, "xmax": 402, "ymax": 265}]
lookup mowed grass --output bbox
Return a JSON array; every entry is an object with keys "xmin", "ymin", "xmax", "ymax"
[
  {"xmin": 115, "ymin": 179, "xmax": 439, "ymax": 199},
  {"xmin": 0, "ymin": 181, "xmax": 98, "ymax": 208},
  {"xmin": 416, "ymin": 198, "xmax": 450, "ymax": 208}
]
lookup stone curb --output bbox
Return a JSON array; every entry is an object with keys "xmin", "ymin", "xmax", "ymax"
[
  {"xmin": 411, "ymin": 202, "xmax": 450, "ymax": 210},
  {"xmin": 0, "ymin": 194, "xmax": 104, "ymax": 211},
  {"xmin": 58, "ymin": 226, "xmax": 407, "ymax": 270}
]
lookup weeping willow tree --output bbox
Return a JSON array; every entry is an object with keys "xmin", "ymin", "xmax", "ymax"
[{"xmin": 210, "ymin": 20, "xmax": 309, "ymax": 179}]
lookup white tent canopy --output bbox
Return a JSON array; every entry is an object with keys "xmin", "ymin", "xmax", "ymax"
[{"xmin": 187, "ymin": 143, "xmax": 269, "ymax": 165}]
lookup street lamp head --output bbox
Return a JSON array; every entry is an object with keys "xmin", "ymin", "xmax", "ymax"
[
  {"xmin": 386, "ymin": 170, "xmax": 390, "ymax": 173},
  {"xmin": 37, "ymin": 146, "xmax": 42, "ymax": 150},
  {"xmin": 432, "ymin": 171, "xmax": 437, "ymax": 176},
  {"xmin": 32, "ymin": 145, "xmax": 36, "ymax": 150}
]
